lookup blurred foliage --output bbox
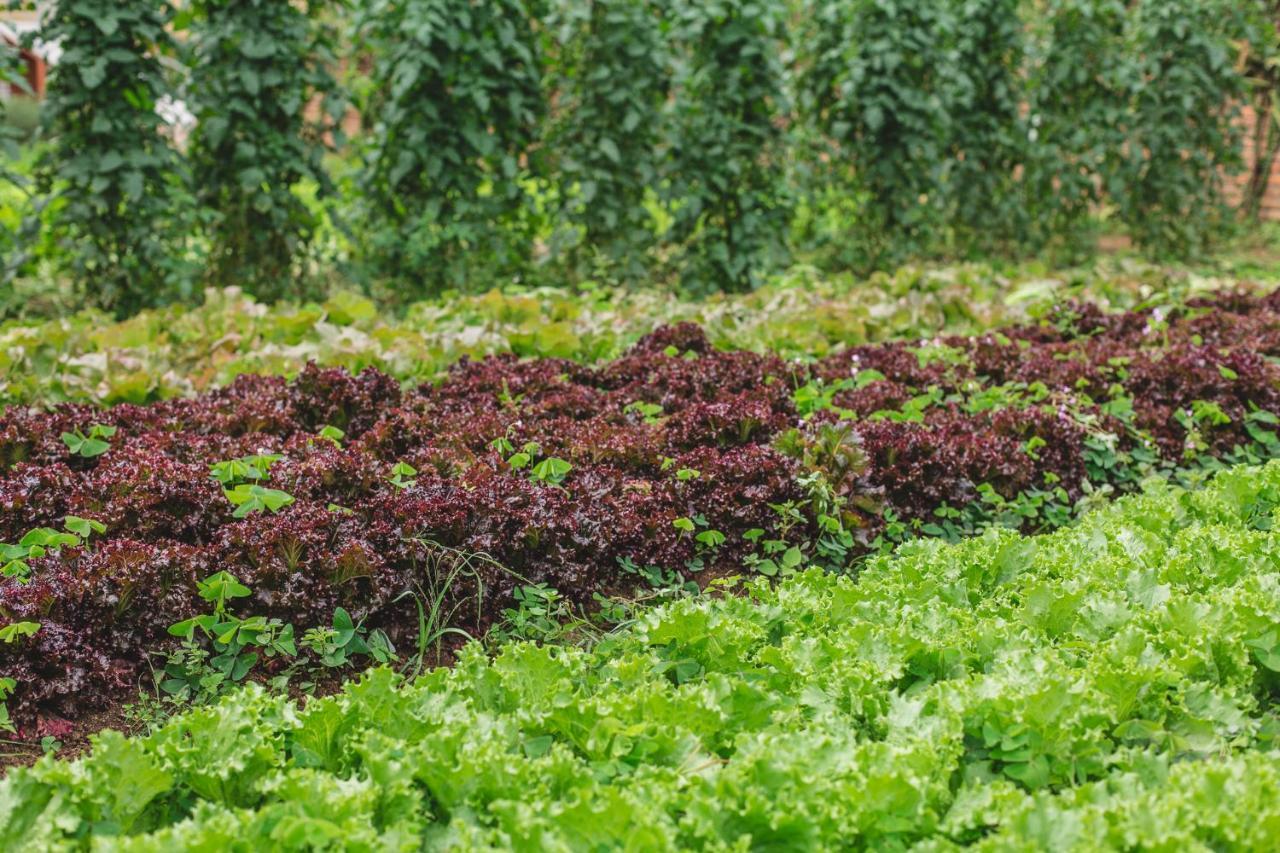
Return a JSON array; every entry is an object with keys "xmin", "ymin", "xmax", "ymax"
[
  {"xmin": 0, "ymin": 258, "xmax": 1260, "ymax": 409},
  {"xmin": 2, "ymin": 0, "xmax": 1277, "ymax": 312},
  {"xmin": 180, "ymin": 0, "xmax": 346, "ymax": 300}
]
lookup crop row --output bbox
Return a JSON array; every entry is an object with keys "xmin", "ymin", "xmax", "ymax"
[
  {"xmin": 4, "ymin": 461, "xmax": 1280, "ymax": 848},
  {"xmin": 2, "ymin": 289, "xmax": 1279, "ymax": 729},
  {"xmin": 0, "ymin": 261, "xmax": 1235, "ymax": 408}
]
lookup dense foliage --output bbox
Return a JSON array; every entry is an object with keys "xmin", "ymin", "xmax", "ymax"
[
  {"xmin": 352, "ymin": 0, "xmax": 545, "ymax": 293},
  {"xmin": 665, "ymin": 0, "xmax": 791, "ymax": 293},
  {"xmin": 0, "ymin": 261, "xmax": 1239, "ymax": 409},
  {"xmin": 5, "ymin": 462, "xmax": 1280, "ymax": 847},
  {"xmin": 3, "ymin": 289, "xmax": 1280, "ymax": 729},
  {"xmin": 6, "ymin": 0, "xmax": 1274, "ymax": 310},
  {"xmin": 182, "ymin": 0, "xmax": 345, "ymax": 299},
  {"xmin": 24, "ymin": 0, "xmax": 192, "ymax": 315},
  {"xmin": 542, "ymin": 0, "xmax": 672, "ymax": 280},
  {"xmin": 1107, "ymin": 0, "xmax": 1257, "ymax": 255}
]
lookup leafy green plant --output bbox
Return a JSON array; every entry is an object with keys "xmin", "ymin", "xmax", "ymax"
[
  {"xmin": 63, "ymin": 516, "xmax": 106, "ymax": 539},
  {"xmin": 223, "ymin": 484, "xmax": 295, "ymax": 518},
  {"xmin": 11, "ymin": 464, "xmax": 1280, "ymax": 847},
  {"xmin": 180, "ymin": 0, "xmax": 344, "ymax": 300},
  {"xmin": 0, "ymin": 678, "xmax": 14, "ymax": 735},
  {"xmin": 352, "ymin": 0, "xmax": 545, "ymax": 298},
  {"xmin": 0, "ymin": 621, "xmax": 37, "ymax": 733},
  {"xmin": 495, "ymin": 441, "xmax": 572, "ymax": 486},
  {"xmin": 161, "ymin": 571, "xmax": 296, "ymax": 704},
  {"xmin": 504, "ymin": 442, "xmax": 538, "ymax": 471},
  {"xmin": 387, "ymin": 461, "xmax": 417, "ymax": 490},
  {"xmin": 1, "ymin": 516, "xmax": 104, "ymax": 581},
  {"xmin": 60, "ymin": 424, "xmax": 117, "ymax": 458},
  {"xmin": 623, "ymin": 400, "xmax": 664, "ymax": 425},
  {"xmin": 317, "ymin": 425, "xmax": 345, "ymax": 447},
  {"xmin": 0, "ymin": 621, "xmax": 40, "ymax": 644},
  {"xmin": 25, "ymin": 0, "xmax": 193, "ymax": 315},
  {"xmin": 208, "ymin": 453, "xmax": 282, "ymax": 486},
  {"xmin": 530, "ymin": 457, "xmax": 573, "ymax": 486},
  {"xmin": 672, "ymin": 513, "xmax": 725, "ymax": 572},
  {"xmin": 300, "ymin": 607, "xmax": 395, "ymax": 669},
  {"xmin": 616, "ymin": 554, "xmax": 697, "ymax": 594},
  {"xmin": 742, "ymin": 527, "xmax": 803, "ymax": 577},
  {"xmin": 494, "ymin": 583, "xmax": 577, "ymax": 645}
]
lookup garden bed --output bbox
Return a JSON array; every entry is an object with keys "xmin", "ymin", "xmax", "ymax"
[
  {"xmin": 2, "ymin": 288, "xmax": 1280, "ymax": 735},
  {"xmin": 3, "ymin": 461, "xmax": 1279, "ymax": 847}
]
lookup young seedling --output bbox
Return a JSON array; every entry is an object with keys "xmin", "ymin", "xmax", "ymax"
[
  {"xmin": 0, "ymin": 621, "xmax": 39, "ymax": 644},
  {"xmin": 496, "ymin": 584, "xmax": 575, "ymax": 644},
  {"xmin": 60, "ymin": 424, "xmax": 117, "ymax": 458},
  {"xmin": 224, "ymin": 484, "xmax": 295, "ymax": 518},
  {"xmin": 0, "ymin": 622, "xmax": 39, "ymax": 734},
  {"xmin": 388, "ymin": 461, "xmax": 418, "ymax": 489},
  {"xmin": 162, "ymin": 571, "xmax": 296, "ymax": 704},
  {"xmin": 505, "ymin": 441, "xmax": 540, "ymax": 471},
  {"xmin": 530, "ymin": 457, "xmax": 572, "ymax": 486},
  {"xmin": 317, "ymin": 425, "xmax": 345, "ymax": 447},
  {"xmin": 742, "ymin": 527, "xmax": 803, "ymax": 577},
  {"xmin": 301, "ymin": 607, "xmax": 396, "ymax": 668},
  {"xmin": 63, "ymin": 515, "xmax": 106, "ymax": 539},
  {"xmin": 673, "ymin": 515, "xmax": 723, "ymax": 572},
  {"xmin": 0, "ymin": 518, "xmax": 99, "ymax": 582},
  {"xmin": 209, "ymin": 453, "xmax": 282, "ymax": 486},
  {"xmin": 623, "ymin": 401, "xmax": 664, "ymax": 425},
  {"xmin": 0, "ymin": 678, "xmax": 14, "ymax": 734}
]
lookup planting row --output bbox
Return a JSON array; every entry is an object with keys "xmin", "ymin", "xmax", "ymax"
[
  {"xmin": 2, "ymin": 289, "xmax": 1280, "ymax": 730},
  {"xmin": 0, "ymin": 261, "xmax": 1234, "ymax": 408},
  {"xmin": 4, "ymin": 461, "xmax": 1280, "ymax": 847}
]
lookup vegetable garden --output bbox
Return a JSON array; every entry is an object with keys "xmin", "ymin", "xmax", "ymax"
[{"xmin": 4, "ymin": 1, "xmax": 1280, "ymax": 850}]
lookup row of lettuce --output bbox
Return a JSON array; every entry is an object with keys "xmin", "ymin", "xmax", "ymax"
[
  {"xmin": 2, "ymin": 287, "xmax": 1279, "ymax": 732},
  {"xmin": 3, "ymin": 461, "xmax": 1280, "ymax": 847},
  {"xmin": 0, "ymin": 261, "xmax": 1238, "ymax": 409}
]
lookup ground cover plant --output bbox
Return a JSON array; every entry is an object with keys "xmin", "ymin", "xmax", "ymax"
[
  {"xmin": 3, "ymin": 460, "xmax": 1280, "ymax": 847},
  {"xmin": 0, "ymin": 260, "xmax": 1245, "ymax": 409},
  {"xmin": 2, "ymin": 287, "xmax": 1280, "ymax": 738}
]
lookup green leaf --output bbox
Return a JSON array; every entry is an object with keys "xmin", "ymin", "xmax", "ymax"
[
  {"xmin": 531, "ymin": 457, "xmax": 572, "ymax": 485},
  {"xmin": 198, "ymin": 571, "xmax": 253, "ymax": 605},
  {"xmin": 64, "ymin": 515, "xmax": 106, "ymax": 538},
  {"xmin": 0, "ymin": 621, "xmax": 40, "ymax": 643},
  {"xmin": 780, "ymin": 546, "xmax": 804, "ymax": 569}
]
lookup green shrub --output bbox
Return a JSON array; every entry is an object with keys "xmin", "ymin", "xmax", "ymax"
[
  {"xmin": 1023, "ymin": 0, "xmax": 1129, "ymax": 250},
  {"xmin": 1105, "ymin": 0, "xmax": 1257, "ymax": 256},
  {"xmin": 352, "ymin": 0, "xmax": 545, "ymax": 300},
  {"xmin": 947, "ymin": 0, "xmax": 1031, "ymax": 254},
  {"xmin": 665, "ymin": 0, "xmax": 792, "ymax": 294},
  {"xmin": 182, "ymin": 0, "xmax": 345, "ymax": 301},
  {"xmin": 26, "ymin": 1, "xmax": 194, "ymax": 317},
  {"xmin": 796, "ymin": 0, "xmax": 962, "ymax": 267},
  {"xmin": 542, "ymin": 0, "xmax": 673, "ymax": 281}
]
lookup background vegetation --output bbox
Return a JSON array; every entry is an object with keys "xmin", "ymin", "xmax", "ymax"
[{"xmin": 3, "ymin": 0, "xmax": 1279, "ymax": 317}]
